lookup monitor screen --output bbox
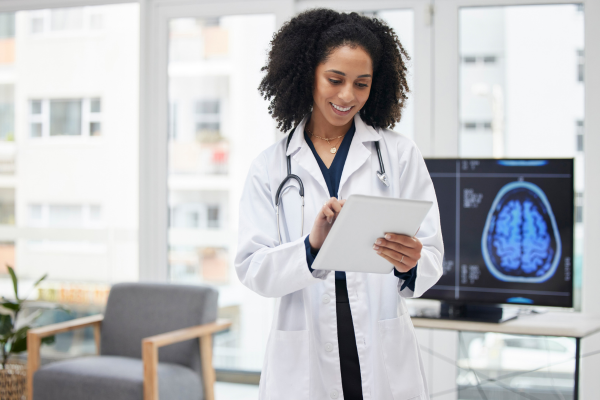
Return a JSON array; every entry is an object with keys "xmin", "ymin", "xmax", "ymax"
[{"xmin": 423, "ymin": 159, "xmax": 574, "ymax": 308}]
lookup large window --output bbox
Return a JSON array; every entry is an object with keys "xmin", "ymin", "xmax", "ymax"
[
  {"xmin": 458, "ymin": 4, "xmax": 585, "ymax": 307},
  {"xmin": 167, "ymin": 13, "xmax": 277, "ymax": 371},
  {"xmin": 0, "ymin": 3, "xmax": 139, "ymax": 359}
]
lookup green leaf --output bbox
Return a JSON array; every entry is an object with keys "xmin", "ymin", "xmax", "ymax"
[
  {"xmin": 1, "ymin": 302, "xmax": 19, "ymax": 312},
  {"xmin": 13, "ymin": 326, "xmax": 29, "ymax": 338},
  {"xmin": 41, "ymin": 336, "xmax": 55, "ymax": 346},
  {"xmin": 7, "ymin": 266, "xmax": 18, "ymax": 302},
  {"xmin": 32, "ymin": 274, "xmax": 48, "ymax": 288},
  {"xmin": 10, "ymin": 336, "xmax": 26, "ymax": 353},
  {"xmin": 0, "ymin": 315, "xmax": 11, "ymax": 336},
  {"xmin": 8, "ymin": 326, "xmax": 29, "ymax": 354}
]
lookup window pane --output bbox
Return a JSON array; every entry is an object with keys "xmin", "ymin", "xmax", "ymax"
[
  {"xmin": 30, "ymin": 123, "xmax": 42, "ymax": 137},
  {"xmin": 5, "ymin": 4, "xmax": 139, "ymax": 359},
  {"xmin": 459, "ymin": 4, "xmax": 584, "ymax": 308},
  {"xmin": 30, "ymin": 17, "xmax": 44, "ymax": 34},
  {"xmin": 90, "ymin": 122, "xmax": 101, "ymax": 136},
  {"xmin": 50, "ymin": 100, "xmax": 82, "ymax": 136},
  {"xmin": 48, "ymin": 205, "xmax": 83, "ymax": 227},
  {"xmin": 51, "ymin": 8, "xmax": 83, "ymax": 31},
  {"xmin": 0, "ymin": 85, "xmax": 14, "ymax": 140},
  {"xmin": 168, "ymin": 14, "xmax": 276, "ymax": 371},
  {"xmin": 30, "ymin": 100, "xmax": 42, "ymax": 114},
  {"xmin": 0, "ymin": 13, "xmax": 15, "ymax": 39},
  {"xmin": 90, "ymin": 98, "xmax": 101, "ymax": 113},
  {"xmin": 0, "ymin": 189, "xmax": 15, "ymax": 224},
  {"xmin": 373, "ymin": 10, "xmax": 414, "ymax": 139}
]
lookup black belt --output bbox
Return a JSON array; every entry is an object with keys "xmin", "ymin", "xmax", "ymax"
[{"xmin": 335, "ymin": 279, "xmax": 364, "ymax": 400}]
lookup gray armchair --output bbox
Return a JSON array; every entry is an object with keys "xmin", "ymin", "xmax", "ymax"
[{"xmin": 26, "ymin": 283, "xmax": 231, "ymax": 400}]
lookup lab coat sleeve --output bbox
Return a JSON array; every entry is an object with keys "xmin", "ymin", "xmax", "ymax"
[
  {"xmin": 235, "ymin": 153, "xmax": 330, "ymax": 298},
  {"xmin": 395, "ymin": 143, "xmax": 444, "ymax": 298},
  {"xmin": 394, "ymin": 264, "xmax": 417, "ymax": 292}
]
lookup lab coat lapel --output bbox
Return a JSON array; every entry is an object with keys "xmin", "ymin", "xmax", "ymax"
[
  {"xmin": 338, "ymin": 115, "xmax": 382, "ymax": 197},
  {"xmin": 286, "ymin": 116, "xmax": 330, "ymax": 199}
]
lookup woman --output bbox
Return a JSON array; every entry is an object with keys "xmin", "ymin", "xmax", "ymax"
[{"xmin": 235, "ymin": 9, "xmax": 443, "ymax": 400}]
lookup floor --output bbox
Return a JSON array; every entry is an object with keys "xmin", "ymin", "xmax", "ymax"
[{"xmin": 215, "ymin": 382, "xmax": 259, "ymax": 399}]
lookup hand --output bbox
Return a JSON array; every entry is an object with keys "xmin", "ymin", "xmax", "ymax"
[
  {"xmin": 309, "ymin": 197, "xmax": 346, "ymax": 251},
  {"xmin": 373, "ymin": 233, "xmax": 422, "ymax": 273}
]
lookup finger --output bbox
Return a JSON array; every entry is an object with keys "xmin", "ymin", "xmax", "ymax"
[
  {"xmin": 375, "ymin": 245, "xmax": 407, "ymax": 263},
  {"xmin": 377, "ymin": 246, "xmax": 417, "ymax": 269},
  {"xmin": 323, "ymin": 207, "xmax": 335, "ymax": 223},
  {"xmin": 375, "ymin": 239, "xmax": 421, "ymax": 261},
  {"xmin": 330, "ymin": 200, "xmax": 343, "ymax": 214},
  {"xmin": 383, "ymin": 233, "xmax": 419, "ymax": 248},
  {"xmin": 376, "ymin": 251, "xmax": 414, "ymax": 273}
]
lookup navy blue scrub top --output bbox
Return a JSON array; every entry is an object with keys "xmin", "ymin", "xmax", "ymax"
[{"xmin": 302, "ymin": 122, "xmax": 417, "ymax": 291}]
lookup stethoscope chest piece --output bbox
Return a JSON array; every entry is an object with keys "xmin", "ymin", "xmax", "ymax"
[{"xmin": 377, "ymin": 171, "xmax": 390, "ymax": 187}]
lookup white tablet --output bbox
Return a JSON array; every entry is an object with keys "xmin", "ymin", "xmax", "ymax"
[{"xmin": 311, "ymin": 194, "xmax": 433, "ymax": 274}]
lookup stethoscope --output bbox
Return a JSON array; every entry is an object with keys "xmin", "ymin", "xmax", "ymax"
[{"xmin": 274, "ymin": 126, "xmax": 389, "ymax": 245}]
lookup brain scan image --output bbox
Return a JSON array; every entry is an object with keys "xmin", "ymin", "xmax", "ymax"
[{"xmin": 481, "ymin": 181, "xmax": 562, "ymax": 283}]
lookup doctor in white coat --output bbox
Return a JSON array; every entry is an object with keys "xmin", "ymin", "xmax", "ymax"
[{"xmin": 235, "ymin": 9, "xmax": 444, "ymax": 400}]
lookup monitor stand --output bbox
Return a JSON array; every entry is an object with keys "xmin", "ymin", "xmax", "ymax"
[{"xmin": 437, "ymin": 302, "xmax": 519, "ymax": 323}]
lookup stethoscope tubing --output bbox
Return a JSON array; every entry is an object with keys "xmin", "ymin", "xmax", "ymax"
[{"xmin": 275, "ymin": 125, "xmax": 388, "ymax": 245}]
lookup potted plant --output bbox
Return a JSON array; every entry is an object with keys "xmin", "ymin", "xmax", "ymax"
[{"xmin": 1, "ymin": 266, "xmax": 64, "ymax": 400}]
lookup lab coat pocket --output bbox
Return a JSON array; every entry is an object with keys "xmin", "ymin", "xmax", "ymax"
[
  {"xmin": 378, "ymin": 314, "xmax": 425, "ymax": 400},
  {"xmin": 266, "ymin": 329, "xmax": 310, "ymax": 400}
]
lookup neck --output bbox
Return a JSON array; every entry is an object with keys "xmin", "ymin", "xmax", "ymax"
[{"xmin": 306, "ymin": 107, "xmax": 353, "ymax": 139}]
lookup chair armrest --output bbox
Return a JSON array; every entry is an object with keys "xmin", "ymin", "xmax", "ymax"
[
  {"xmin": 27, "ymin": 314, "xmax": 104, "ymax": 400},
  {"xmin": 142, "ymin": 318, "xmax": 231, "ymax": 348},
  {"xmin": 142, "ymin": 319, "xmax": 231, "ymax": 400},
  {"xmin": 28, "ymin": 314, "xmax": 104, "ymax": 339}
]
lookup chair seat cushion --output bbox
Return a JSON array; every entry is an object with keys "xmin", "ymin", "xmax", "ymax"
[{"xmin": 33, "ymin": 355, "xmax": 202, "ymax": 400}]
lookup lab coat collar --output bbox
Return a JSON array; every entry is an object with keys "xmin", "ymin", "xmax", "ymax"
[
  {"xmin": 285, "ymin": 113, "xmax": 380, "ymax": 157},
  {"xmin": 337, "ymin": 115, "xmax": 382, "ymax": 196},
  {"xmin": 285, "ymin": 116, "xmax": 308, "ymax": 157},
  {"xmin": 285, "ymin": 116, "xmax": 329, "ymax": 196},
  {"xmin": 284, "ymin": 113, "xmax": 383, "ymax": 199}
]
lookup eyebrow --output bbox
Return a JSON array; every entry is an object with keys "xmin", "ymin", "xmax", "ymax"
[{"xmin": 325, "ymin": 69, "xmax": 372, "ymax": 78}]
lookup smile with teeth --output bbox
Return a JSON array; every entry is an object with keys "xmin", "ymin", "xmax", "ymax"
[{"xmin": 330, "ymin": 102, "xmax": 353, "ymax": 112}]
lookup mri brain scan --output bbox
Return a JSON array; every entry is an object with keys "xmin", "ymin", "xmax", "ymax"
[{"xmin": 481, "ymin": 181, "xmax": 562, "ymax": 283}]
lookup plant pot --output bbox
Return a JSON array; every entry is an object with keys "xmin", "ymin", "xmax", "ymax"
[{"xmin": 0, "ymin": 362, "xmax": 27, "ymax": 400}]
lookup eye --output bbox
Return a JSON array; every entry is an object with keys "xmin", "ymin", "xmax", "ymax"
[
  {"xmin": 356, "ymin": 83, "xmax": 369, "ymax": 88},
  {"xmin": 329, "ymin": 79, "xmax": 341, "ymax": 84}
]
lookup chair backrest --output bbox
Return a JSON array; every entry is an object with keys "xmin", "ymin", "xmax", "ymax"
[{"xmin": 100, "ymin": 282, "xmax": 218, "ymax": 374}]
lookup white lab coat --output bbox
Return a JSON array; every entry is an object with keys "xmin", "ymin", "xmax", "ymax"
[{"xmin": 235, "ymin": 114, "xmax": 444, "ymax": 400}]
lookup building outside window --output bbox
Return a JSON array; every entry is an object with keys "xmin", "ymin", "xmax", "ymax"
[
  {"xmin": 28, "ymin": 7, "xmax": 104, "ymax": 35},
  {"xmin": 0, "ymin": 3, "xmax": 139, "ymax": 360},
  {"xmin": 29, "ymin": 98, "xmax": 102, "ymax": 138}
]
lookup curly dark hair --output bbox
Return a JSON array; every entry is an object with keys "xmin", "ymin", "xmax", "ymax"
[{"xmin": 258, "ymin": 8, "xmax": 410, "ymax": 132}]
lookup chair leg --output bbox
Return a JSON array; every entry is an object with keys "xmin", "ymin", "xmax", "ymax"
[
  {"xmin": 27, "ymin": 333, "xmax": 41, "ymax": 400},
  {"xmin": 200, "ymin": 335, "xmax": 215, "ymax": 400},
  {"xmin": 93, "ymin": 322, "xmax": 101, "ymax": 355},
  {"xmin": 143, "ymin": 341, "xmax": 159, "ymax": 400}
]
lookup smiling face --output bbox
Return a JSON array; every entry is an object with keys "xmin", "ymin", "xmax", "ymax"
[{"xmin": 311, "ymin": 45, "xmax": 373, "ymax": 133}]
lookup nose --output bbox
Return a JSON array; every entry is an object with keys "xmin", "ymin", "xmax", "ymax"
[{"xmin": 338, "ymin": 82, "xmax": 355, "ymax": 104}]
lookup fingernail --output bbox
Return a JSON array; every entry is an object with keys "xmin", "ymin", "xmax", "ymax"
[
  {"xmin": 376, "ymin": 250, "xmax": 382, "ymax": 254},
  {"xmin": 373, "ymin": 245, "xmax": 379, "ymax": 250},
  {"xmin": 376, "ymin": 239, "xmax": 382, "ymax": 245},
  {"xmin": 385, "ymin": 234, "xmax": 391, "ymax": 240}
]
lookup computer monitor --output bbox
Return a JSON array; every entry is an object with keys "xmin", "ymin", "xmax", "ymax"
[{"xmin": 423, "ymin": 159, "xmax": 574, "ymax": 309}]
